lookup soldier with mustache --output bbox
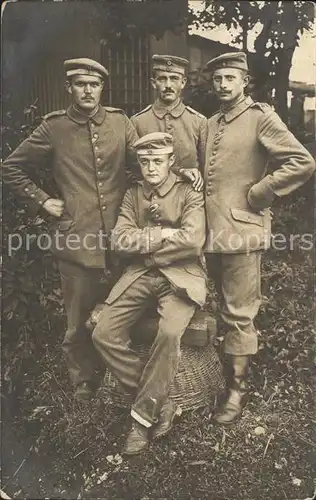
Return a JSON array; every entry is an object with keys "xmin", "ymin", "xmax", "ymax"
[
  {"xmin": 131, "ymin": 54, "xmax": 206, "ymax": 192},
  {"xmin": 203, "ymin": 52, "xmax": 315, "ymax": 425},
  {"xmin": 2, "ymin": 58, "xmax": 139, "ymax": 402}
]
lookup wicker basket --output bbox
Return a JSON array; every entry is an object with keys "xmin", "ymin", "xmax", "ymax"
[{"xmin": 99, "ymin": 342, "xmax": 225, "ymax": 411}]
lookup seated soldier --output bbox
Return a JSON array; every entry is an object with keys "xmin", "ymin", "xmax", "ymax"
[{"xmin": 92, "ymin": 132, "xmax": 207, "ymax": 456}]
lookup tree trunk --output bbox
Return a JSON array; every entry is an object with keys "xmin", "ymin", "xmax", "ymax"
[
  {"xmin": 241, "ymin": 17, "xmax": 248, "ymax": 51},
  {"xmin": 273, "ymin": 47, "xmax": 295, "ymax": 125}
]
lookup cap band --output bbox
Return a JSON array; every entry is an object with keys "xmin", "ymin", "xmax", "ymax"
[
  {"xmin": 137, "ymin": 147, "xmax": 173, "ymax": 155},
  {"xmin": 152, "ymin": 64, "xmax": 185, "ymax": 75},
  {"xmin": 212, "ymin": 62, "xmax": 247, "ymax": 71},
  {"xmin": 66, "ymin": 69, "xmax": 105, "ymax": 78}
]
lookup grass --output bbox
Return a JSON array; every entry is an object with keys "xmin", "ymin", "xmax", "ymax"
[{"xmin": 2, "ymin": 186, "xmax": 315, "ymax": 500}]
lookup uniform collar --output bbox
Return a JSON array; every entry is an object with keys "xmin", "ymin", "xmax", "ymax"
[
  {"xmin": 152, "ymin": 99, "xmax": 186, "ymax": 119},
  {"xmin": 217, "ymin": 96, "xmax": 254, "ymax": 123},
  {"xmin": 141, "ymin": 171, "xmax": 179, "ymax": 199},
  {"xmin": 67, "ymin": 105, "xmax": 106, "ymax": 125}
]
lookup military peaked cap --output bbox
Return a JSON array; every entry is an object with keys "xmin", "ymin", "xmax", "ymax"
[
  {"xmin": 133, "ymin": 132, "xmax": 174, "ymax": 155},
  {"xmin": 64, "ymin": 58, "xmax": 109, "ymax": 79},
  {"xmin": 205, "ymin": 52, "xmax": 248, "ymax": 73},
  {"xmin": 152, "ymin": 54, "xmax": 189, "ymax": 75}
]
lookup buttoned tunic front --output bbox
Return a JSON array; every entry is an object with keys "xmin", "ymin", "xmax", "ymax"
[
  {"xmin": 203, "ymin": 96, "xmax": 315, "ymax": 356},
  {"xmin": 204, "ymin": 96, "xmax": 315, "ymax": 254},
  {"xmin": 131, "ymin": 100, "xmax": 207, "ymax": 172},
  {"xmin": 107, "ymin": 171, "xmax": 208, "ymax": 307},
  {"xmin": 2, "ymin": 105, "xmax": 139, "ymax": 267}
]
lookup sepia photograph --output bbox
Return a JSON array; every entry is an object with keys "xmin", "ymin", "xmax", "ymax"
[{"xmin": 1, "ymin": 0, "xmax": 315, "ymax": 499}]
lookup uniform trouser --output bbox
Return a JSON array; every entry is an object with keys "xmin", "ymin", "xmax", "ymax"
[
  {"xmin": 58, "ymin": 259, "xmax": 110, "ymax": 387},
  {"xmin": 92, "ymin": 270, "xmax": 196, "ymax": 427},
  {"xmin": 205, "ymin": 251, "xmax": 262, "ymax": 356}
]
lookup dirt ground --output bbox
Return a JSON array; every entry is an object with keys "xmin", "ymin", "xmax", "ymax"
[{"xmin": 1, "ymin": 186, "xmax": 315, "ymax": 500}]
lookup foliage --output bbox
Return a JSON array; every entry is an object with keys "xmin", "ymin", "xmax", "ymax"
[
  {"xmin": 189, "ymin": 1, "xmax": 314, "ymax": 54},
  {"xmin": 2, "ymin": 102, "xmax": 64, "ymax": 405},
  {"xmin": 189, "ymin": 1, "xmax": 315, "ymax": 122}
]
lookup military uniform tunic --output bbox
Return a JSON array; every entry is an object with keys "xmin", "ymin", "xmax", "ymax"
[
  {"xmin": 2, "ymin": 105, "xmax": 139, "ymax": 267},
  {"xmin": 131, "ymin": 100, "xmax": 207, "ymax": 172},
  {"xmin": 204, "ymin": 96, "xmax": 315, "ymax": 254},
  {"xmin": 204, "ymin": 96, "xmax": 315, "ymax": 355}
]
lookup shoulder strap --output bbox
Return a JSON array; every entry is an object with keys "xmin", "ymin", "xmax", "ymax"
[
  {"xmin": 186, "ymin": 106, "xmax": 206, "ymax": 119},
  {"xmin": 43, "ymin": 109, "xmax": 66, "ymax": 120},
  {"xmin": 250, "ymin": 101, "xmax": 272, "ymax": 113},
  {"xmin": 103, "ymin": 106, "xmax": 125, "ymax": 114},
  {"xmin": 132, "ymin": 104, "xmax": 152, "ymax": 118}
]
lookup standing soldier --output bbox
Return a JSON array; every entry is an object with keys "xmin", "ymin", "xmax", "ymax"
[
  {"xmin": 131, "ymin": 54, "xmax": 206, "ymax": 191},
  {"xmin": 203, "ymin": 52, "xmax": 315, "ymax": 425},
  {"xmin": 2, "ymin": 58, "xmax": 139, "ymax": 402}
]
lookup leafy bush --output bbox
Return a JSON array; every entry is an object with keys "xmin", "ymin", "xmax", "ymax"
[{"xmin": 2, "ymin": 102, "xmax": 65, "ymax": 404}]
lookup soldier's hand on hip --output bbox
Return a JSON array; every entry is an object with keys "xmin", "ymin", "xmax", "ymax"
[
  {"xmin": 42, "ymin": 198, "xmax": 65, "ymax": 217},
  {"xmin": 179, "ymin": 168, "xmax": 204, "ymax": 192}
]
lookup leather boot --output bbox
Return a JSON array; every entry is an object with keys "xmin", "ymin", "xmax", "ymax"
[
  {"xmin": 152, "ymin": 399, "xmax": 182, "ymax": 440},
  {"xmin": 213, "ymin": 355, "xmax": 249, "ymax": 425},
  {"xmin": 122, "ymin": 420, "xmax": 150, "ymax": 456}
]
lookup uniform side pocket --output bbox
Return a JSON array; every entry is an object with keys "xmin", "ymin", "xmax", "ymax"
[{"xmin": 230, "ymin": 208, "xmax": 264, "ymax": 227}]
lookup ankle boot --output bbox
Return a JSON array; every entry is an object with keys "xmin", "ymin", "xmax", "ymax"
[
  {"xmin": 122, "ymin": 421, "xmax": 150, "ymax": 456},
  {"xmin": 213, "ymin": 355, "xmax": 249, "ymax": 425}
]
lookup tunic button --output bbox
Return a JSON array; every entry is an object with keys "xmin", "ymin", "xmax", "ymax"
[
  {"xmin": 96, "ymin": 158, "xmax": 101, "ymax": 163},
  {"xmin": 207, "ymin": 190, "xmax": 211, "ymax": 196},
  {"xmin": 97, "ymin": 170, "xmax": 101, "ymax": 175},
  {"xmin": 207, "ymin": 180, "xmax": 212, "ymax": 185},
  {"xmin": 91, "ymin": 123, "xmax": 95, "ymax": 128},
  {"xmin": 30, "ymin": 194, "xmax": 35, "ymax": 198},
  {"xmin": 93, "ymin": 133, "xmax": 99, "ymax": 139},
  {"xmin": 100, "ymin": 194, "xmax": 104, "ymax": 199},
  {"xmin": 98, "ymin": 182, "xmax": 103, "ymax": 187},
  {"xmin": 95, "ymin": 146, "xmax": 99, "ymax": 151},
  {"xmin": 212, "ymin": 150, "xmax": 217, "ymax": 155},
  {"xmin": 24, "ymin": 187, "xmax": 29, "ymax": 192},
  {"xmin": 210, "ymin": 160, "xmax": 215, "ymax": 166},
  {"xmin": 102, "ymin": 205, "xmax": 107, "ymax": 210}
]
